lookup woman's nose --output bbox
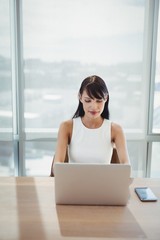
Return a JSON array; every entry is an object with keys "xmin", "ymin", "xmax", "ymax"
[{"xmin": 90, "ymin": 101, "xmax": 98, "ymax": 109}]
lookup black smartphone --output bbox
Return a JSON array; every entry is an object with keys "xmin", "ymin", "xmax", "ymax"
[{"xmin": 135, "ymin": 187, "xmax": 158, "ymax": 202}]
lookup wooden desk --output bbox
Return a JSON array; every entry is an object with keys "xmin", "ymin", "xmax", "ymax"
[{"xmin": 0, "ymin": 177, "xmax": 159, "ymax": 240}]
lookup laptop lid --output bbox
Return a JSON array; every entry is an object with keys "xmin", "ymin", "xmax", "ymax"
[{"xmin": 54, "ymin": 163, "xmax": 132, "ymax": 206}]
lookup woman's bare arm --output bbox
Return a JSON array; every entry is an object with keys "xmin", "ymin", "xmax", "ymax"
[
  {"xmin": 111, "ymin": 122, "xmax": 130, "ymax": 164},
  {"xmin": 54, "ymin": 120, "xmax": 72, "ymax": 163}
]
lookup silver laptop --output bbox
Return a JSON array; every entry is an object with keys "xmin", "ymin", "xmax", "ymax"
[{"xmin": 54, "ymin": 163, "xmax": 132, "ymax": 206}]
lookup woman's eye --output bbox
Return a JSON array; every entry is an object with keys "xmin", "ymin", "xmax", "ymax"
[
  {"xmin": 85, "ymin": 100, "xmax": 91, "ymax": 103},
  {"xmin": 97, "ymin": 99, "xmax": 103, "ymax": 103}
]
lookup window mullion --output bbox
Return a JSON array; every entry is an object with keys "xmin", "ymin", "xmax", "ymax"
[
  {"xmin": 146, "ymin": 0, "xmax": 159, "ymax": 177},
  {"xmin": 10, "ymin": 0, "xmax": 25, "ymax": 176}
]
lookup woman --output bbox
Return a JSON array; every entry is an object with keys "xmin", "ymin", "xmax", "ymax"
[{"xmin": 53, "ymin": 75, "xmax": 130, "ymax": 167}]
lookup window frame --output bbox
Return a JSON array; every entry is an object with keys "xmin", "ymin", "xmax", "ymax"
[{"xmin": 0, "ymin": 0, "xmax": 159, "ymax": 176}]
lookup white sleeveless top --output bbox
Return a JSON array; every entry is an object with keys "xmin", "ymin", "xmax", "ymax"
[{"xmin": 68, "ymin": 117, "xmax": 113, "ymax": 163}]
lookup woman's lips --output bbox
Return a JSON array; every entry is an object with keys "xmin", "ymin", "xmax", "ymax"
[{"xmin": 89, "ymin": 111, "xmax": 98, "ymax": 115}]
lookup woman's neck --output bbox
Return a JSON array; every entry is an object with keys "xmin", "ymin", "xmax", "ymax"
[{"xmin": 81, "ymin": 116, "xmax": 104, "ymax": 129}]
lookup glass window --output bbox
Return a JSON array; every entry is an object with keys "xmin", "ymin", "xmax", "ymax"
[
  {"xmin": 22, "ymin": 0, "xmax": 147, "ymax": 176},
  {"xmin": 0, "ymin": 0, "xmax": 160, "ymax": 177},
  {"xmin": 0, "ymin": 0, "xmax": 12, "ymax": 130},
  {"xmin": 0, "ymin": 0, "xmax": 14, "ymax": 176},
  {"xmin": 152, "ymin": 2, "xmax": 160, "ymax": 133},
  {"xmin": 23, "ymin": 0, "xmax": 146, "ymax": 132},
  {"xmin": 25, "ymin": 141, "xmax": 55, "ymax": 176},
  {"xmin": 0, "ymin": 141, "xmax": 14, "ymax": 176},
  {"xmin": 150, "ymin": 142, "xmax": 160, "ymax": 177},
  {"xmin": 127, "ymin": 141, "xmax": 146, "ymax": 177}
]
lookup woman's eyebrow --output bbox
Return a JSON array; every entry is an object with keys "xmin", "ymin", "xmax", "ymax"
[{"xmin": 84, "ymin": 96, "xmax": 91, "ymax": 99}]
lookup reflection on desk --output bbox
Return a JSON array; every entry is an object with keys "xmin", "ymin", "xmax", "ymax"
[{"xmin": 0, "ymin": 177, "xmax": 159, "ymax": 240}]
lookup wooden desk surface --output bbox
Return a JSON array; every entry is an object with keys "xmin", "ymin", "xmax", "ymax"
[{"xmin": 0, "ymin": 177, "xmax": 160, "ymax": 240}]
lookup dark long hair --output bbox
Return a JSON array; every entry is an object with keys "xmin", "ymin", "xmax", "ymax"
[{"xmin": 72, "ymin": 75, "xmax": 110, "ymax": 119}]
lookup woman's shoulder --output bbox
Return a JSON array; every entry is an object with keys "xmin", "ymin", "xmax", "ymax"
[
  {"xmin": 111, "ymin": 122, "xmax": 124, "ymax": 140},
  {"xmin": 58, "ymin": 119, "xmax": 73, "ymax": 144},
  {"xmin": 111, "ymin": 121, "xmax": 123, "ymax": 131},
  {"xmin": 59, "ymin": 119, "xmax": 73, "ymax": 132}
]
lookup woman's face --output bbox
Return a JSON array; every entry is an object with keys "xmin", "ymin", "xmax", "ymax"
[{"xmin": 79, "ymin": 90, "xmax": 107, "ymax": 119}]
